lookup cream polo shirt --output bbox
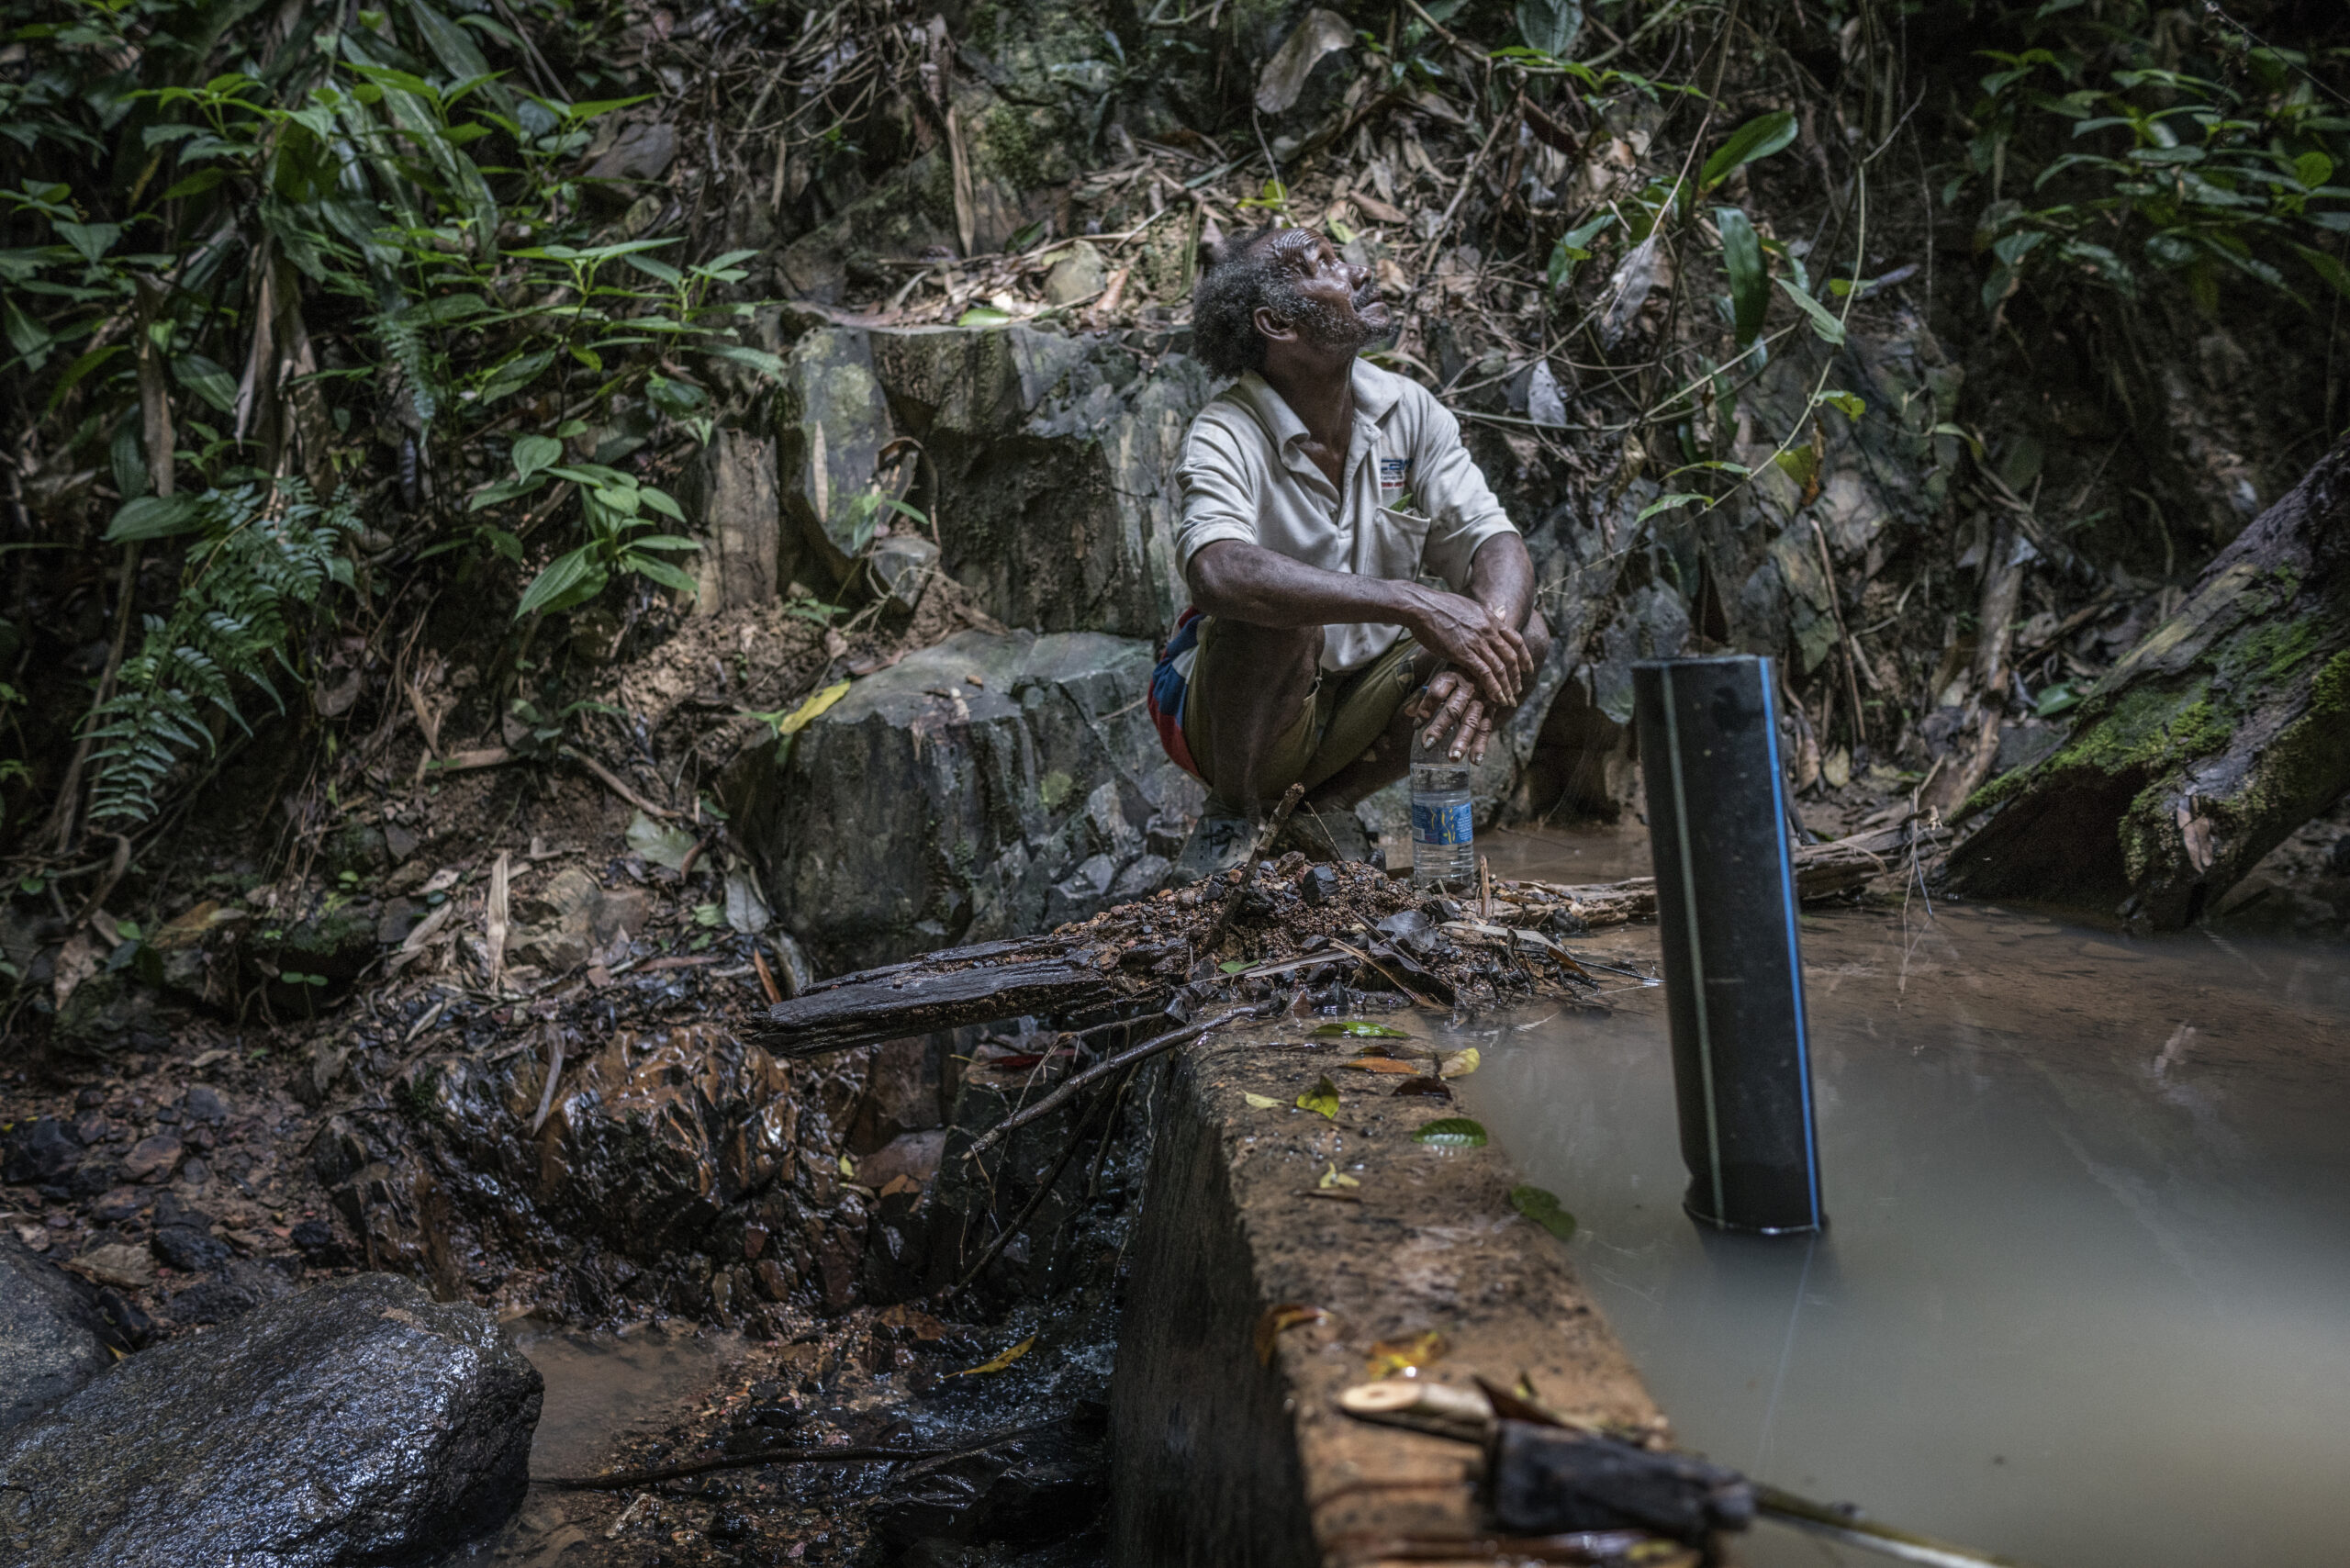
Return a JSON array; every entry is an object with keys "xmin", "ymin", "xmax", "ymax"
[{"xmin": 1173, "ymin": 359, "xmax": 1518, "ymax": 672}]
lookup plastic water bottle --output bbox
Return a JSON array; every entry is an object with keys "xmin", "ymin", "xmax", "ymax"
[{"xmin": 1410, "ymin": 713, "xmax": 1477, "ymax": 890}]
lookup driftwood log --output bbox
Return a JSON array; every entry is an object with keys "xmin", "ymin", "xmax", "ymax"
[
  {"xmin": 1946, "ymin": 431, "xmax": 2350, "ymax": 926},
  {"xmin": 755, "ymin": 840, "xmax": 1887, "ymax": 1059}
]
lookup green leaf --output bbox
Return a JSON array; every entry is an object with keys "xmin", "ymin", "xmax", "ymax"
[
  {"xmin": 1219, "ymin": 959, "xmax": 1248, "ymax": 974},
  {"xmin": 1701, "ymin": 111, "xmax": 1798, "ymax": 189},
  {"xmin": 1635, "ymin": 491, "xmax": 1708, "ymax": 522},
  {"xmin": 2296, "ymin": 151, "xmax": 2336, "ymax": 191},
  {"xmin": 1296, "ymin": 1075, "xmax": 1341, "ymax": 1120},
  {"xmin": 171, "ymin": 353, "xmax": 239, "ymax": 414},
  {"xmin": 1775, "ymin": 446, "xmax": 1820, "ymax": 490},
  {"xmin": 2295, "ymin": 243, "xmax": 2350, "ymax": 302},
  {"xmin": 106, "ymin": 495, "xmax": 202, "ymax": 542},
  {"xmin": 1243, "ymin": 1092, "xmax": 1281, "ymax": 1110},
  {"xmin": 511, "ymin": 433, "xmax": 561, "ymax": 482},
  {"xmin": 1716, "ymin": 206, "xmax": 1767, "ymax": 347},
  {"xmin": 53, "ymin": 221, "xmax": 122, "ymax": 264},
  {"xmin": 1775, "ymin": 276, "xmax": 1846, "ymax": 345},
  {"xmin": 621, "ymin": 554, "xmax": 700, "ymax": 595},
  {"xmin": 705, "ymin": 345, "xmax": 789, "ymax": 381},
  {"xmin": 1510, "ymin": 1183, "xmax": 1578, "ymax": 1241},
  {"xmin": 1310, "ymin": 1020, "xmax": 1413, "ymax": 1038},
  {"xmin": 2034, "ymin": 680, "xmax": 2082, "ymax": 720},
  {"xmin": 1547, "ymin": 212, "xmax": 1615, "ymax": 292},
  {"xmin": 1412, "ymin": 1116, "xmax": 1489, "ymax": 1148},
  {"xmin": 514, "ymin": 545, "xmax": 605, "ymax": 618},
  {"xmin": 3, "ymin": 297, "xmax": 50, "ymax": 363},
  {"xmin": 1817, "ymin": 388, "xmax": 1865, "ymax": 420},
  {"xmin": 1513, "ymin": 0, "xmax": 1583, "ymax": 59},
  {"xmin": 957, "ymin": 306, "xmax": 1014, "ymax": 328}
]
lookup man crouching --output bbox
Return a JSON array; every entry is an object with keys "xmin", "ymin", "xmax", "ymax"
[{"xmin": 1150, "ymin": 225, "xmax": 1552, "ymax": 875}]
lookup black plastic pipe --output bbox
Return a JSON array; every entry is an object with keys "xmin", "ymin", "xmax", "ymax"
[{"xmin": 1631, "ymin": 655, "xmax": 1825, "ymax": 1235}]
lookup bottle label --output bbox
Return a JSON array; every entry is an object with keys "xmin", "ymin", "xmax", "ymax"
[{"xmin": 1411, "ymin": 797, "xmax": 1473, "ymax": 846}]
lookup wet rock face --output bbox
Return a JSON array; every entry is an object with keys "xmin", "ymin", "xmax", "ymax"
[
  {"xmin": 425, "ymin": 1024, "xmax": 856, "ymax": 1320},
  {"xmin": 0, "ymin": 1272, "xmax": 542, "ymax": 1566},
  {"xmin": 774, "ymin": 324, "xmax": 1214, "ymax": 638},
  {"xmin": 0, "ymin": 1240, "xmax": 110, "ymax": 1429},
  {"xmin": 724, "ymin": 628, "xmax": 1203, "ymax": 973}
]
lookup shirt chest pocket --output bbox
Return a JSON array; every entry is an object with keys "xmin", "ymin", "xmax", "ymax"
[{"xmin": 1371, "ymin": 452, "xmax": 1431, "ymax": 539}]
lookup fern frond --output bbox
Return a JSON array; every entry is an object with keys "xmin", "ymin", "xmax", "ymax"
[{"xmin": 85, "ymin": 481, "xmax": 358, "ymax": 831}]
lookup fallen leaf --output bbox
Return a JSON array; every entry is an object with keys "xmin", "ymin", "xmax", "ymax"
[
  {"xmin": 1340, "ymin": 1057, "xmax": 1420, "ymax": 1074},
  {"xmin": 1254, "ymin": 1303, "xmax": 1328, "ymax": 1364},
  {"xmin": 52, "ymin": 931, "xmax": 96, "ymax": 1008},
  {"xmin": 1392, "ymin": 1076, "xmax": 1452, "ymax": 1100},
  {"xmin": 65, "ymin": 1242, "xmax": 155, "ymax": 1290},
  {"xmin": 1218, "ymin": 959, "xmax": 1248, "ymax": 974},
  {"xmin": 1366, "ymin": 1329, "xmax": 1448, "ymax": 1380},
  {"xmin": 1297, "ymin": 1075, "xmax": 1341, "ymax": 1119},
  {"xmin": 1312, "ymin": 1020, "xmax": 1412, "ymax": 1039},
  {"xmin": 1243, "ymin": 1092, "xmax": 1281, "ymax": 1110},
  {"xmin": 625, "ymin": 810, "xmax": 698, "ymax": 871},
  {"xmin": 1412, "ymin": 1116, "xmax": 1488, "ymax": 1148},
  {"xmin": 880, "ymin": 1174, "xmax": 923, "ymax": 1198},
  {"xmin": 1318, "ymin": 1162, "xmax": 1360, "ymax": 1190},
  {"xmin": 1510, "ymin": 1184, "xmax": 1578, "ymax": 1243},
  {"xmin": 837, "ymin": 1154, "xmax": 856, "ymax": 1178},
  {"xmin": 776, "ymin": 679, "xmax": 852, "ymax": 735},
  {"xmin": 950, "ymin": 1335, "xmax": 1035, "ymax": 1377},
  {"xmin": 1439, "ymin": 1047, "xmax": 1481, "ymax": 1079}
]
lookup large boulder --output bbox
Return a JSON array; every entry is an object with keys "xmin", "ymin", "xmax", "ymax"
[
  {"xmin": 0, "ymin": 1239, "xmax": 110, "ymax": 1428},
  {"xmin": 724, "ymin": 628, "xmax": 1201, "ymax": 974},
  {"xmin": 0, "ymin": 1272, "xmax": 541, "ymax": 1566},
  {"xmin": 774, "ymin": 323, "xmax": 1216, "ymax": 638}
]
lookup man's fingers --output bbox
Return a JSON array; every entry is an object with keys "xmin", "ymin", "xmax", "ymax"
[
  {"xmin": 1422, "ymin": 681, "xmax": 1478, "ymax": 756},
  {"xmin": 1496, "ymin": 622, "xmax": 1534, "ymax": 686}
]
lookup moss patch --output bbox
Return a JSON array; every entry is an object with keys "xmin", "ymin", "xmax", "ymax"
[{"xmin": 2048, "ymin": 677, "xmax": 2230, "ymax": 778}]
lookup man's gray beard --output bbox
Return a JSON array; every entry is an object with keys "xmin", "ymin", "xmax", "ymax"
[{"xmin": 1277, "ymin": 286, "xmax": 1388, "ymax": 353}]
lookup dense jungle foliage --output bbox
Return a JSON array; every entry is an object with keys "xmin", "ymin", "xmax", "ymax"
[{"xmin": 1, "ymin": 0, "xmax": 2346, "ymax": 924}]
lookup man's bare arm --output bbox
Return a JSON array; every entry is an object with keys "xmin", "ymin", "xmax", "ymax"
[
  {"xmin": 1415, "ymin": 534, "xmax": 1551, "ymax": 762},
  {"xmin": 1187, "ymin": 539, "xmax": 1533, "ymax": 705}
]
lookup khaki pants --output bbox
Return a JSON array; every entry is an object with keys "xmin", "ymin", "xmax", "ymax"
[{"xmin": 1179, "ymin": 618, "xmax": 1427, "ymax": 800}]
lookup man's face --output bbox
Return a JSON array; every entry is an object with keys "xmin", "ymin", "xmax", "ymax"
[{"xmin": 1259, "ymin": 229, "xmax": 1393, "ymax": 351}]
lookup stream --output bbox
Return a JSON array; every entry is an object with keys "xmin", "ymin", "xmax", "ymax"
[{"xmin": 1457, "ymin": 831, "xmax": 2350, "ymax": 1567}]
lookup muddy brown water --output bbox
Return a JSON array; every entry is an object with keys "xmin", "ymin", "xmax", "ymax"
[
  {"xmin": 1454, "ymin": 827, "xmax": 2350, "ymax": 1567},
  {"xmin": 442, "ymin": 1323, "xmax": 745, "ymax": 1565}
]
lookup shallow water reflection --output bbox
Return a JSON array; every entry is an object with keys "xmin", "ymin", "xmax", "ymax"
[
  {"xmin": 1457, "ymin": 892, "xmax": 2350, "ymax": 1568},
  {"xmin": 443, "ymin": 1322, "xmax": 744, "ymax": 1566}
]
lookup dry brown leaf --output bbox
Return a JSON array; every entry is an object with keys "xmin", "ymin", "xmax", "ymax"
[
  {"xmin": 1340, "ymin": 1057, "xmax": 1422, "ymax": 1074},
  {"xmin": 51, "ymin": 931, "xmax": 96, "ymax": 1008}
]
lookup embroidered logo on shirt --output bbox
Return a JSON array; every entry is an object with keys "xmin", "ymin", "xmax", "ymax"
[{"xmin": 1378, "ymin": 456, "xmax": 1413, "ymax": 491}]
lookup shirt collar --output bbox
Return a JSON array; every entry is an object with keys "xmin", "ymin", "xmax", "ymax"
[{"xmin": 1234, "ymin": 357, "xmax": 1403, "ymax": 452}]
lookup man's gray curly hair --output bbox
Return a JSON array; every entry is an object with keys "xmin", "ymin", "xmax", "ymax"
[{"xmin": 1190, "ymin": 225, "xmax": 1300, "ymax": 380}]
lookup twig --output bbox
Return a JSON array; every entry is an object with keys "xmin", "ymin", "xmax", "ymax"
[
  {"xmin": 1424, "ymin": 109, "xmax": 1513, "ymax": 252},
  {"xmin": 1810, "ymin": 517, "xmax": 1869, "ymax": 750},
  {"xmin": 558, "ymin": 745, "xmax": 676, "ymax": 820},
  {"xmin": 963, "ymin": 1008, "xmax": 1254, "ymax": 1160},
  {"xmin": 533, "ymin": 1418, "xmax": 1063, "ymax": 1491},
  {"xmin": 1326, "ymin": 937, "xmax": 1438, "ymax": 1009},
  {"xmin": 955, "ymin": 1063, "xmax": 1132, "ymax": 1289}
]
